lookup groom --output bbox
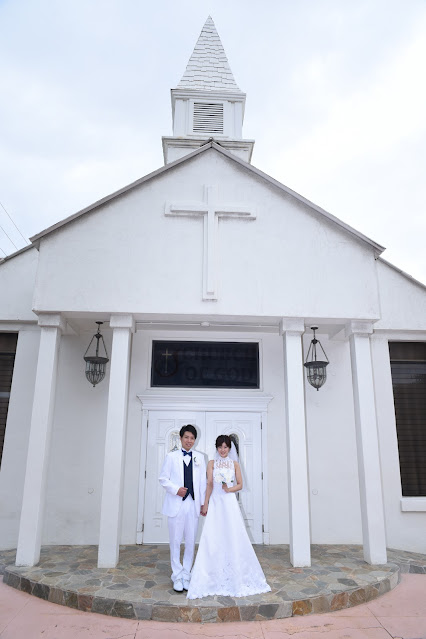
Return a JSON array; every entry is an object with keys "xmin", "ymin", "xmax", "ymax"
[{"xmin": 159, "ymin": 424, "xmax": 207, "ymax": 592}]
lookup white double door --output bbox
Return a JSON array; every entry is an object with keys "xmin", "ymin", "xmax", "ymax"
[{"xmin": 142, "ymin": 410, "xmax": 263, "ymax": 544}]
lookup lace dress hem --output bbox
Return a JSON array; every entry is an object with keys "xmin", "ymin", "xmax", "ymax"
[{"xmin": 187, "ymin": 584, "xmax": 271, "ymax": 600}]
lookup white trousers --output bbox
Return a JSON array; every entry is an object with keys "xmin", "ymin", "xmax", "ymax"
[{"xmin": 168, "ymin": 497, "xmax": 198, "ymax": 582}]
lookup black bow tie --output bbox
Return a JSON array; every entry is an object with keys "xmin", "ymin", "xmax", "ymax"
[{"xmin": 182, "ymin": 450, "xmax": 192, "ymax": 456}]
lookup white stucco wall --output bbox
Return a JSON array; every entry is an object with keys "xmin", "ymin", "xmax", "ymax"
[
  {"xmin": 0, "ymin": 247, "xmax": 38, "ymax": 322},
  {"xmin": 42, "ymin": 331, "xmax": 110, "ymax": 544},
  {"xmin": 304, "ymin": 333, "xmax": 363, "ymax": 544},
  {"xmin": 260, "ymin": 333, "xmax": 289, "ymax": 544},
  {"xmin": 33, "ymin": 150, "xmax": 380, "ymax": 321},
  {"xmin": 0, "ymin": 328, "xmax": 40, "ymax": 549},
  {"xmin": 120, "ymin": 331, "xmax": 146, "ymax": 544},
  {"xmin": 375, "ymin": 259, "xmax": 426, "ymax": 330}
]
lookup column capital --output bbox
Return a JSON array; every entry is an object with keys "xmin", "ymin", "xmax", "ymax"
[
  {"xmin": 37, "ymin": 313, "xmax": 66, "ymax": 333},
  {"xmin": 109, "ymin": 314, "xmax": 135, "ymax": 332},
  {"xmin": 280, "ymin": 318, "xmax": 305, "ymax": 336},
  {"xmin": 345, "ymin": 321, "xmax": 374, "ymax": 339},
  {"xmin": 369, "ymin": 332, "xmax": 388, "ymax": 342}
]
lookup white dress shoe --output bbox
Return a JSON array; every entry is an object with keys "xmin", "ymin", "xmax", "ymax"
[
  {"xmin": 183, "ymin": 578, "xmax": 190, "ymax": 590},
  {"xmin": 173, "ymin": 579, "xmax": 184, "ymax": 592}
]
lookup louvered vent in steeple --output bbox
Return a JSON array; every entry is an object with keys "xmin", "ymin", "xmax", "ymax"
[{"xmin": 193, "ymin": 102, "xmax": 224, "ymax": 134}]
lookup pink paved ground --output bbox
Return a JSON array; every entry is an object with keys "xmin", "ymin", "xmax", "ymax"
[{"xmin": 1, "ymin": 574, "xmax": 425, "ymax": 638}]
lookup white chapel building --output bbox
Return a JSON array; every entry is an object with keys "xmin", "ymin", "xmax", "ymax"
[{"xmin": 0, "ymin": 17, "xmax": 425, "ymax": 570}]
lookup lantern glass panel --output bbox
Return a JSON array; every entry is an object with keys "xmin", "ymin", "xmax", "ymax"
[
  {"xmin": 304, "ymin": 361, "xmax": 328, "ymax": 390},
  {"xmin": 83, "ymin": 321, "xmax": 109, "ymax": 388},
  {"xmin": 84, "ymin": 356, "xmax": 109, "ymax": 387}
]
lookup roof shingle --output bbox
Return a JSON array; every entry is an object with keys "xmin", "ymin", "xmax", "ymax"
[{"xmin": 177, "ymin": 16, "xmax": 242, "ymax": 93}]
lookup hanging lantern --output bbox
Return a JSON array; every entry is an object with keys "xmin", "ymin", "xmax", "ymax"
[
  {"xmin": 304, "ymin": 326, "xmax": 329, "ymax": 391},
  {"xmin": 84, "ymin": 322, "xmax": 109, "ymax": 387}
]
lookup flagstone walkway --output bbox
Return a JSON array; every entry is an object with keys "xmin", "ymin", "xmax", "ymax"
[{"xmin": 1, "ymin": 545, "xmax": 425, "ymax": 623}]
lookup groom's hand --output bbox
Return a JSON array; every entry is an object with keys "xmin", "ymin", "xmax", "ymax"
[{"xmin": 177, "ymin": 487, "xmax": 188, "ymax": 498}]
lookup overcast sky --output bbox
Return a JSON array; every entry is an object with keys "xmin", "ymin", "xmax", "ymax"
[{"xmin": 1, "ymin": 0, "xmax": 425, "ymax": 284}]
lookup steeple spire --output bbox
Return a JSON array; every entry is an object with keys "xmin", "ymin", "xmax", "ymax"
[
  {"xmin": 162, "ymin": 17, "xmax": 254, "ymax": 165},
  {"xmin": 177, "ymin": 16, "xmax": 242, "ymax": 93}
]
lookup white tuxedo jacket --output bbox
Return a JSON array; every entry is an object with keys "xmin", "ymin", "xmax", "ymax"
[{"xmin": 159, "ymin": 449, "xmax": 207, "ymax": 518}]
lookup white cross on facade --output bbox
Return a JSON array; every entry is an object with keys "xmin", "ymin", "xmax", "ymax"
[{"xmin": 165, "ymin": 185, "xmax": 256, "ymax": 300}]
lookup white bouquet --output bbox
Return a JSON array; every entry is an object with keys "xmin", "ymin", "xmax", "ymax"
[{"xmin": 213, "ymin": 467, "xmax": 233, "ymax": 488}]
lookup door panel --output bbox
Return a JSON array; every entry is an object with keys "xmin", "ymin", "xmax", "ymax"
[
  {"xmin": 142, "ymin": 410, "xmax": 263, "ymax": 544},
  {"xmin": 143, "ymin": 411, "xmax": 205, "ymax": 543},
  {"xmin": 205, "ymin": 412, "xmax": 263, "ymax": 543}
]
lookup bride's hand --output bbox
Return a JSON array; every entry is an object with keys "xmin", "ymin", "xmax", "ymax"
[
  {"xmin": 222, "ymin": 483, "xmax": 230, "ymax": 493},
  {"xmin": 200, "ymin": 504, "xmax": 208, "ymax": 516}
]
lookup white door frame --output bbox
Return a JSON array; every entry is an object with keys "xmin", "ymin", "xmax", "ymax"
[{"xmin": 136, "ymin": 391, "xmax": 273, "ymax": 544}]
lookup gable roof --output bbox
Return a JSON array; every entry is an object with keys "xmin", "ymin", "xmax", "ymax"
[
  {"xmin": 177, "ymin": 16, "xmax": 242, "ymax": 93},
  {"xmin": 29, "ymin": 140, "xmax": 385, "ymax": 258}
]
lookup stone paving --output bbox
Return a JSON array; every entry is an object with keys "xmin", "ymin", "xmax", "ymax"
[{"xmin": 1, "ymin": 544, "xmax": 425, "ymax": 623}]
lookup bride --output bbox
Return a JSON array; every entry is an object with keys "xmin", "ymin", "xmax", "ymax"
[{"xmin": 187, "ymin": 434, "xmax": 270, "ymax": 599}]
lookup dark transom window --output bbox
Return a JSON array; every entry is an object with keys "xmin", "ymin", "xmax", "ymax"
[
  {"xmin": 0, "ymin": 333, "xmax": 18, "ymax": 468},
  {"xmin": 389, "ymin": 342, "xmax": 426, "ymax": 497},
  {"xmin": 151, "ymin": 341, "xmax": 259, "ymax": 389}
]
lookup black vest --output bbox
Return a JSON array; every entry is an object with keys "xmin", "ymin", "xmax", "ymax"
[{"xmin": 183, "ymin": 454, "xmax": 194, "ymax": 501}]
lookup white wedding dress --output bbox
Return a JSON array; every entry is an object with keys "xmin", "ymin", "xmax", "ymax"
[{"xmin": 187, "ymin": 456, "xmax": 271, "ymax": 599}]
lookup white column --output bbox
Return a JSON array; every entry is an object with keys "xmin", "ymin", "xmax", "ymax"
[
  {"xmin": 281, "ymin": 318, "xmax": 311, "ymax": 567},
  {"xmin": 98, "ymin": 314, "xmax": 134, "ymax": 568},
  {"xmin": 16, "ymin": 313, "xmax": 66, "ymax": 566},
  {"xmin": 370, "ymin": 335, "xmax": 401, "ymax": 529},
  {"xmin": 346, "ymin": 321, "xmax": 387, "ymax": 564}
]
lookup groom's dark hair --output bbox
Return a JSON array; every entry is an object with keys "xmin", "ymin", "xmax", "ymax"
[{"xmin": 180, "ymin": 424, "xmax": 197, "ymax": 439}]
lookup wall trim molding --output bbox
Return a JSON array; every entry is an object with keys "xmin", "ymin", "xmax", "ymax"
[
  {"xmin": 137, "ymin": 391, "xmax": 273, "ymax": 412},
  {"xmin": 400, "ymin": 498, "xmax": 426, "ymax": 512}
]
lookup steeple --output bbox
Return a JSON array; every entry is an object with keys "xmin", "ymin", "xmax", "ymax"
[
  {"xmin": 162, "ymin": 17, "xmax": 254, "ymax": 165},
  {"xmin": 177, "ymin": 16, "xmax": 242, "ymax": 93}
]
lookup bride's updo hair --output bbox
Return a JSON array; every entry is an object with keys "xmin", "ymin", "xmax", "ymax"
[{"xmin": 215, "ymin": 434, "xmax": 232, "ymax": 449}]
